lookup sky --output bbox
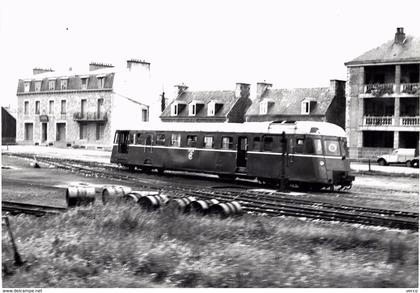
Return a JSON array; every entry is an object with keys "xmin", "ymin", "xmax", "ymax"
[{"xmin": 1, "ymin": 0, "xmax": 420, "ymax": 108}]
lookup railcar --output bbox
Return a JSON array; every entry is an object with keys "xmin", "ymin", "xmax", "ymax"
[{"xmin": 111, "ymin": 121, "xmax": 355, "ymax": 191}]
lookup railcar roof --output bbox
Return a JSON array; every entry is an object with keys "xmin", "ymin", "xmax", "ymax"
[{"xmin": 120, "ymin": 121, "xmax": 346, "ymax": 137}]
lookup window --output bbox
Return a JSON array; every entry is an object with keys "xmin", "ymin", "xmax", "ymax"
[
  {"xmin": 49, "ymin": 100, "xmax": 54, "ymax": 114},
  {"xmin": 61, "ymin": 100, "xmax": 67, "ymax": 114},
  {"xmin": 207, "ymin": 101, "xmax": 215, "ymax": 116},
  {"xmin": 156, "ymin": 134, "xmax": 166, "ymax": 145},
  {"xmin": 204, "ymin": 136, "xmax": 214, "ymax": 148},
  {"xmin": 301, "ymin": 101, "xmax": 310, "ymax": 114},
  {"xmin": 35, "ymin": 81, "xmax": 41, "ymax": 92},
  {"xmin": 48, "ymin": 80, "xmax": 55, "ymax": 90},
  {"xmin": 187, "ymin": 135, "xmax": 198, "ymax": 147},
  {"xmin": 97, "ymin": 77, "xmax": 105, "ymax": 88},
  {"xmin": 294, "ymin": 138, "xmax": 305, "ymax": 154},
  {"xmin": 24, "ymin": 101, "xmax": 29, "ymax": 115},
  {"xmin": 24, "ymin": 81, "xmax": 30, "ymax": 92},
  {"xmin": 79, "ymin": 124, "xmax": 87, "ymax": 139},
  {"xmin": 35, "ymin": 101, "xmax": 40, "ymax": 114},
  {"xmin": 259, "ymin": 101, "xmax": 268, "ymax": 115},
  {"xmin": 171, "ymin": 133, "xmax": 181, "ymax": 147},
  {"xmin": 128, "ymin": 133, "xmax": 134, "ymax": 144},
  {"xmin": 324, "ymin": 139, "xmax": 340, "ymax": 156},
  {"xmin": 221, "ymin": 136, "xmax": 234, "ymax": 149},
  {"xmin": 189, "ymin": 103, "xmax": 196, "ymax": 116},
  {"xmin": 252, "ymin": 137, "xmax": 261, "ymax": 150},
  {"xmin": 171, "ymin": 104, "xmax": 178, "ymax": 116},
  {"xmin": 142, "ymin": 109, "xmax": 149, "ymax": 122},
  {"xmin": 24, "ymin": 123, "xmax": 33, "ymax": 140},
  {"xmin": 96, "ymin": 124, "xmax": 104, "ymax": 140},
  {"xmin": 135, "ymin": 133, "xmax": 142, "ymax": 144},
  {"xmin": 61, "ymin": 79, "xmax": 68, "ymax": 90},
  {"xmin": 263, "ymin": 136, "xmax": 274, "ymax": 151},
  {"xmin": 313, "ymin": 138, "xmax": 323, "ymax": 155},
  {"xmin": 81, "ymin": 78, "xmax": 89, "ymax": 90}
]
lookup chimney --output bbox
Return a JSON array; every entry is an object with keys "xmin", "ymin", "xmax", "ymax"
[
  {"xmin": 33, "ymin": 68, "xmax": 54, "ymax": 75},
  {"xmin": 89, "ymin": 62, "xmax": 114, "ymax": 71},
  {"xmin": 235, "ymin": 82, "xmax": 250, "ymax": 99},
  {"xmin": 329, "ymin": 79, "xmax": 346, "ymax": 96},
  {"xmin": 174, "ymin": 84, "xmax": 188, "ymax": 97},
  {"xmin": 256, "ymin": 81, "xmax": 272, "ymax": 99},
  {"xmin": 126, "ymin": 59, "xmax": 151, "ymax": 71},
  {"xmin": 394, "ymin": 27, "xmax": 406, "ymax": 44}
]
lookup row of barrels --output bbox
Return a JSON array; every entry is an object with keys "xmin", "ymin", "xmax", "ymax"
[{"xmin": 66, "ymin": 185, "xmax": 242, "ymax": 218}]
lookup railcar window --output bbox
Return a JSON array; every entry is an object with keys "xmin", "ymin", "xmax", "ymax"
[
  {"xmin": 128, "ymin": 133, "xmax": 134, "ymax": 144},
  {"xmin": 324, "ymin": 139, "xmax": 340, "ymax": 156},
  {"xmin": 313, "ymin": 138, "xmax": 323, "ymax": 155},
  {"xmin": 263, "ymin": 136, "xmax": 273, "ymax": 151},
  {"xmin": 294, "ymin": 138, "xmax": 304, "ymax": 153},
  {"xmin": 339, "ymin": 138, "xmax": 348, "ymax": 157},
  {"xmin": 204, "ymin": 136, "xmax": 214, "ymax": 148},
  {"xmin": 304, "ymin": 138, "xmax": 315, "ymax": 154},
  {"xmin": 187, "ymin": 135, "xmax": 198, "ymax": 147},
  {"xmin": 145, "ymin": 135, "xmax": 153, "ymax": 146},
  {"xmin": 221, "ymin": 136, "xmax": 234, "ymax": 149},
  {"xmin": 171, "ymin": 133, "xmax": 181, "ymax": 147},
  {"xmin": 252, "ymin": 137, "xmax": 261, "ymax": 151},
  {"xmin": 135, "ymin": 133, "xmax": 142, "ymax": 145},
  {"xmin": 156, "ymin": 134, "xmax": 165, "ymax": 145},
  {"xmin": 113, "ymin": 132, "xmax": 119, "ymax": 144}
]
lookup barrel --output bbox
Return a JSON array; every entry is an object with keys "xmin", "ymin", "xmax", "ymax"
[
  {"xmin": 208, "ymin": 201, "xmax": 243, "ymax": 218},
  {"xmin": 102, "ymin": 186, "xmax": 132, "ymax": 204},
  {"xmin": 66, "ymin": 187, "xmax": 96, "ymax": 207},
  {"xmin": 166, "ymin": 196, "xmax": 196, "ymax": 213},
  {"xmin": 190, "ymin": 199, "xmax": 219, "ymax": 215},
  {"xmin": 122, "ymin": 190, "xmax": 159, "ymax": 203},
  {"xmin": 138, "ymin": 194, "xmax": 169, "ymax": 211}
]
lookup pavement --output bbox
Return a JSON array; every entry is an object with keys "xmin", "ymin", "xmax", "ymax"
[{"xmin": 1, "ymin": 145, "xmax": 419, "ymax": 176}]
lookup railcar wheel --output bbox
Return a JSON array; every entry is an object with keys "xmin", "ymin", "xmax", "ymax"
[
  {"xmin": 142, "ymin": 166, "xmax": 152, "ymax": 173},
  {"xmin": 377, "ymin": 159, "xmax": 387, "ymax": 166},
  {"xmin": 157, "ymin": 168, "xmax": 165, "ymax": 175}
]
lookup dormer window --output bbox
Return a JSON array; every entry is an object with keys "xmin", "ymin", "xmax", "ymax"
[
  {"xmin": 301, "ymin": 98, "xmax": 316, "ymax": 115},
  {"xmin": 97, "ymin": 76, "xmax": 106, "ymax": 88},
  {"xmin": 189, "ymin": 103, "xmax": 196, "ymax": 116},
  {"xmin": 207, "ymin": 100, "xmax": 223, "ymax": 116},
  {"xmin": 24, "ymin": 81, "xmax": 30, "ymax": 92},
  {"xmin": 171, "ymin": 103, "xmax": 179, "ymax": 116},
  {"xmin": 259, "ymin": 100, "xmax": 274, "ymax": 115},
  {"xmin": 48, "ymin": 80, "xmax": 55, "ymax": 90},
  {"xmin": 34, "ymin": 81, "xmax": 41, "ymax": 92},
  {"xmin": 81, "ymin": 77, "xmax": 89, "ymax": 90},
  {"xmin": 61, "ymin": 79, "xmax": 68, "ymax": 90}
]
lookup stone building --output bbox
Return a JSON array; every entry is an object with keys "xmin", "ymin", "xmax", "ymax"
[
  {"xmin": 160, "ymin": 83, "xmax": 252, "ymax": 123},
  {"xmin": 16, "ymin": 60, "xmax": 154, "ymax": 149},
  {"xmin": 344, "ymin": 27, "xmax": 420, "ymax": 159},
  {"xmin": 245, "ymin": 80, "xmax": 346, "ymax": 129}
]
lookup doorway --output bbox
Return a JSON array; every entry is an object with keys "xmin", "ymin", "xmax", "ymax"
[
  {"xmin": 41, "ymin": 123, "xmax": 47, "ymax": 142},
  {"xmin": 236, "ymin": 136, "xmax": 248, "ymax": 171},
  {"xmin": 56, "ymin": 123, "xmax": 66, "ymax": 142}
]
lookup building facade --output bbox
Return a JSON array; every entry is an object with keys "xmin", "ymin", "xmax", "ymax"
[
  {"xmin": 345, "ymin": 28, "xmax": 420, "ymax": 159},
  {"xmin": 245, "ymin": 80, "xmax": 346, "ymax": 129},
  {"xmin": 160, "ymin": 83, "xmax": 252, "ymax": 123},
  {"xmin": 16, "ymin": 60, "xmax": 154, "ymax": 149}
]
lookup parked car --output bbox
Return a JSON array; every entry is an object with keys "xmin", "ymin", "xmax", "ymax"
[{"xmin": 377, "ymin": 148, "xmax": 419, "ymax": 168}]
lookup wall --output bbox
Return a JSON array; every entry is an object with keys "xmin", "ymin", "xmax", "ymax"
[{"xmin": 2, "ymin": 108, "xmax": 16, "ymax": 144}]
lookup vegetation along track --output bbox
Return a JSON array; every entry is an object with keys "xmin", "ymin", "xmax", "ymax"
[
  {"xmin": 2, "ymin": 200, "xmax": 67, "ymax": 217},
  {"xmin": 6, "ymin": 153, "xmax": 419, "ymax": 230}
]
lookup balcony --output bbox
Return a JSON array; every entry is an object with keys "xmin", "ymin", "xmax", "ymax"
[
  {"xmin": 73, "ymin": 112, "xmax": 108, "ymax": 122},
  {"xmin": 400, "ymin": 116, "xmax": 420, "ymax": 127},
  {"xmin": 401, "ymin": 83, "xmax": 420, "ymax": 95},
  {"xmin": 363, "ymin": 116, "xmax": 394, "ymax": 126},
  {"xmin": 364, "ymin": 83, "xmax": 394, "ymax": 95}
]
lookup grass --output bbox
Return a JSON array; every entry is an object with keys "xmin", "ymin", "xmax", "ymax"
[{"xmin": 2, "ymin": 202, "xmax": 418, "ymax": 288}]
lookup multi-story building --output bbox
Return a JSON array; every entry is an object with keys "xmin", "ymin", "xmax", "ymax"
[
  {"xmin": 245, "ymin": 80, "xmax": 346, "ymax": 129},
  {"xmin": 345, "ymin": 28, "xmax": 420, "ymax": 159},
  {"xmin": 16, "ymin": 59, "xmax": 154, "ymax": 149},
  {"xmin": 160, "ymin": 83, "xmax": 252, "ymax": 123}
]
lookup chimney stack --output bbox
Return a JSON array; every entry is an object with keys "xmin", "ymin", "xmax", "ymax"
[
  {"xmin": 235, "ymin": 82, "xmax": 250, "ymax": 99},
  {"xmin": 329, "ymin": 79, "xmax": 346, "ymax": 96},
  {"xmin": 126, "ymin": 59, "xmax": 151, "ymax": 71},
  {"xmin": 174, "ymin": 84, "xmax": 188, "ymax": 97},
  {"xmin": 394, "ymin": 27, "xmax": 406, "ymax": 44},
  {"xmin": 256, "ymin": 81, "xmax": 272, "ymax": 99},
  {"xmin": 89, "ymin": 62, "xmax": 114, "ymax": 71},
  {"xmin": 33, "ymin": 68, "xmax": 54, "ymax": 75}
]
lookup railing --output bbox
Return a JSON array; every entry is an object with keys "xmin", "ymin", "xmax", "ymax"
[
  {"xmin": 364, "ymin": 83, "xmax": 394, "ymax": 95},
  {"xmin": 363, "ymin": 116, "xmax": 394, "ymax": 126},
  {"xmin": 401, "ymin": 83, "xmax": 420, "ymax": 95},
  {"xmin": 73, "ymin": 112, "xmax": 108, "ymax": 122},
  {"xmin": 400, "ymin": 116, "xmax": 420, "ymax": 126}
]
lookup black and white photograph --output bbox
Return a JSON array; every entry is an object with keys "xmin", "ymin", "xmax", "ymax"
[{"xmin": 1, "ymin": 0, "xmax": 419, "ymax": 290}]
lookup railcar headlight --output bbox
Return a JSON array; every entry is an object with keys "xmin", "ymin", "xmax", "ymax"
[{"xmin": 319, "ymin": 161, "xmax": 325, "ymax": 166}]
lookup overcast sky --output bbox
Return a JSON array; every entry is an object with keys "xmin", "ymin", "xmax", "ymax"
[{"xmin": 1, "ymin": 0, "xmax": 420, "ymax": 108}]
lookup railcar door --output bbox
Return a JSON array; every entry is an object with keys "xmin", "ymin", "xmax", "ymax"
[
  {"xmin": 236, "ymin": 136, "xmax": 248, "ymax": 172},
  {"xmin": 144, "ymin": 133, "xmax": 153, "ymax": 153},
  {"xmin": 117, "ymin": 131, "xmax": 130, "ymax": 154}
]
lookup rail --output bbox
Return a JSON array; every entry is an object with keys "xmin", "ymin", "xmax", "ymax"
[
  {"xmin": 364, "ymin": 83, "xmax": 394, "ymax": 95},
  {"xmin": 400, "ymin": 116, "xmax": 420, "ymax": 126},
  {"xmin": 363, "ymin": 116, "xmax": 394, "ymax": 126},
  {"xmin": 2, "ymin": 200, "xmax": 67, "ymax": 216},
  {"xmin": 401, "ymin": 83, "xmax": 420, "ymax": 95}
]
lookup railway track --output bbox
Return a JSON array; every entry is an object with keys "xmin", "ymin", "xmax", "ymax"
[
  {"xmin": 5, "ymin": 153, "xmax": 419, "ymax": 230},
  {"xmin": 2, "ymin": 200, "xmax": 67, "ymax": 216}
]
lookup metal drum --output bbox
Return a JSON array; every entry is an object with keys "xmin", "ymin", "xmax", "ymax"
[
  {"xmin": 102, "ymin": 186, "xmax": 132, "ymax": 204},
  {"xmin": 66, "ymin": 187, "xmax": 96, "ymax": 207},
  {"xmin": 138, "ymin": 194, "xmax": 169, "ymax": 211},
  {"xmin": 122, "ymin": 191, "xmax": 159, "ymax": 203},
  {"xmin": 209, "ymin": 201, "xmax": 243, "ymax": 218},
  {"xmin": 166, "ymin": 196, "xmax": 196, "ymax": 213},
  {"xmin": 190, "ymin": 199, "xmax": 220, "ymax": 215}
]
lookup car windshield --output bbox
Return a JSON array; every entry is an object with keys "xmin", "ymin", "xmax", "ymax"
[{"xmin": 324, "ymin": 138, "xmax": 341, "ymax": 156}]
